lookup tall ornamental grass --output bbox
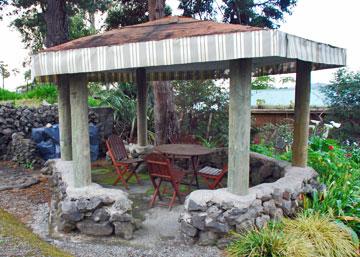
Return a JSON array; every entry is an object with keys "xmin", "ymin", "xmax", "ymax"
[{"xmin": 227, "ymin": 214, "xmax": 358, "ymax": 257}]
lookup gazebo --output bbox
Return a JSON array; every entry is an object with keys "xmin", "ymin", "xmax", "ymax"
[{"xmin": 31, "ymin": 16, "xmax": 346, "ymax": 196}]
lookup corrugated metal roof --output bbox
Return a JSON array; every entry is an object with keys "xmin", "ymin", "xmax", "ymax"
[{"xmin": 44, "ymin": 16, "xmax": 264, "ymax": 52}]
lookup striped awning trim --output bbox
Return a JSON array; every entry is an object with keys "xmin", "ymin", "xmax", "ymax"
[
  {"xmin": 35, "ymin": 70, "xmax": 228, "ymax": 83},
  {"xmin": 32, "ymin": 30, "xmax": 346, "ymax": 82}
]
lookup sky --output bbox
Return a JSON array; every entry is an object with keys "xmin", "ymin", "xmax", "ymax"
[{"xmin": 0, "ymin": 0, "xmax": 359, "ymax": 91}]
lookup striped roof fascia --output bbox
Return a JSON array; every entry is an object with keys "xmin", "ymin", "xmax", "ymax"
[{"xmin": 31, "ymin": 30, "xmax": 346, "ymax": 81}]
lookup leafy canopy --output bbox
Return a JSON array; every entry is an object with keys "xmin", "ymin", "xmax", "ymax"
[
  {"xmin": 178, "ymin": 0, "xmax": 297, "ymax": 28},
  {"xmin": 1, "ymin": 0, "xmax": 112, "ymax": 51},
  {"xmin": 322, "ymin": 68, "xmax": 360, "ymax": 142}
]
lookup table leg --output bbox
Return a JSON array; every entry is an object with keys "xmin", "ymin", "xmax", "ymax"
[{"xmin": 191, "ymin": 156, "xmax": 200, "ymax": 189}]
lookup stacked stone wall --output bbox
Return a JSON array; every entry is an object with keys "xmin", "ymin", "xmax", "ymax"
[
  {"xmin": 179, "ymin": 154, "xmax": 320, "ymax": 247},
  {"xmin": 44, "ymin": 159, "xmax": 139, "ymax": 239},
  {"xmin": 0, "ymin": 104, "xmax": 113, "ymax": 161}
]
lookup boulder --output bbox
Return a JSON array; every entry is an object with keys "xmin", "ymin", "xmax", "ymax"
[
  {"xmin": 92, "ymin": 207, "xmax": 110, "ymax": 222},
  {"xmin": 76, "ymin": 220, "xmax": 113, "ymax": 236},
  {"xmin": 76, "ymin": 197, "xmax": 102, "ymax": 212},
  {"xmin": 197, "ymin": 231, "xmax": 218, "ymax": 246},
  {"xmin": 180, "ymin": 220, "xmax": 198, "ymax": 237},
  {"xmin": 113, "ymin": 222, "xmax": 134, "ymax": 240},
  {"xmin": 61, "ymin": 200, "xmax": 84, "ymax": 222}
]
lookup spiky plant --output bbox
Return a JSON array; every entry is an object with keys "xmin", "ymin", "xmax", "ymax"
[
  {"xmin": 283, "ymin": 214, "xmax": 358, "ymax": 257},
  {"xmin": 227, "ymin": 223, "xmax": 314, "ymax": 257}
]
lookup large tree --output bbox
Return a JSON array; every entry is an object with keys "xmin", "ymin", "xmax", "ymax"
[
  {"xmin": 147, "ymin": 0, "xmax": 180, "ymax": 145},
  {"xmin": 1, "ymin": 0, "xmax": 111, "ymax": 51},
  {"xmin": 179, "ymin": 0, "xmax": 297, "ymax": 28}
]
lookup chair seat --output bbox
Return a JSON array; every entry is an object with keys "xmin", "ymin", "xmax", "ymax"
[
  {"xmin": 198, "ymin": 166, "xmax": 222, "ymax": 176},
  {"xmin": 116, "ymin": 158, "xmax": 143, "ymax": 165}
]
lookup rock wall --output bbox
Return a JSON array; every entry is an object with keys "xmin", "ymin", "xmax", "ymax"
[
  {"xmin": 179, "ymin": 154, "xmax": 319, "ymax": 248},
  {"xmin": 0, "ymin": 104, "xmax": 113, "ymax": 159},
  {"xmin": 44, "ymin": 159, "xmax": 139, "ymax": 239},
  {"xmin": 6, "ymin": 132, "xmax": 44, "ymax": 167},
  {"xmin": 201, "ymin": 149, "xmax": 288, "ymax": 187}
]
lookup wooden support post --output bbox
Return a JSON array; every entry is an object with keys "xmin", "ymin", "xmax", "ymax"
[
  {"xmin": 228, "ymin": 59, "xmax": 252, "ymax": 195},
  {"xmin": 57, "ymin": 75, "xmax": 72, "ymax": 161},
  {"xmin": 69, "ymin": 74, "xmax": 91, "ymax": 187},
  {"xmin": 292, "ymin": 60, "xmax": 312, "ymax": 167},
  {"xmin": 136, "ymin": 68, "xmax": 148, "ymax": 146}
]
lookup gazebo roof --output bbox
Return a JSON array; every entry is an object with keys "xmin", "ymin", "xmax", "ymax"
[
  {"xmin": 31, "ymin": 16, "xmax": 346, "ymax": 82},
  {"xmin": 44, "ymin": 16, "xmax": 262, "ymax": 52}
]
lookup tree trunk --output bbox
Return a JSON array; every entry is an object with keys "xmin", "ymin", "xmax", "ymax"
[
  {"xmin": 44, "ymin": 0, "xmax": 69, "ymax": 47},
  {"xmin": 153, "ymin": 81, "xmax": 179, "ymax": 145},
  {"xmin": 148, "ymin": 0, "xmax": 179, "ymax": 144},
  {"xmin": 148, "ymin": 0, "xmax": 165, "ymax": 21}
]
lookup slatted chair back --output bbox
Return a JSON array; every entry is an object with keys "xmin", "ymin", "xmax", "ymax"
[
  {"xmin": 145, "ymin": 153, "xmax": 172, "ymax": 180},
  {"xmin": 106, "ymin": 135, "xmax": 128, "ymax": 162}
]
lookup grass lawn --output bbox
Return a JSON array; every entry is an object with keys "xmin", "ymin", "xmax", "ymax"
[
  {"xmin": 0, "ymin": 208, "xmax": 72, "ymax": 257},
  {"xmin": 91, "ymin": 166, "xmax": 150, "ymax": 186}
]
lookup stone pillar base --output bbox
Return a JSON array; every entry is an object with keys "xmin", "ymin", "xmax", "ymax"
[{"xmin": 45, "ymin": 159, "xmax": 139, "ymax": 239}]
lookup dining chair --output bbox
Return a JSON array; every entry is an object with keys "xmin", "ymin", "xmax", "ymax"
[
  {"xmin": 106, "ymin": 135, "xmax": 143, "ymax": 189},
  {"xmin": 145, "ymin": 152, "xmax": 188, "ymax": 210},
  {"xmin": 197, "ymin": 164, "xmax": 228, "ymax": 189}
]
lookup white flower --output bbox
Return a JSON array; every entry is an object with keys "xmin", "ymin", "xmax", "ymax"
[
  {"xmin": 330, "ymin": 121, "xmax": 341, "ymax": 128},
  {"xmin": 324, "ymin": 124, "xmax": 333, "ymax": 129},
  {"xmin": 309, "ymin": 125, "xmax": 315, "ymax": 130},
  {"xmin": 311, "ymin": 120, "xmax": 320, "ymax": 125}
]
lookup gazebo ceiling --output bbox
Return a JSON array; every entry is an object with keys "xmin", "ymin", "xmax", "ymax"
[{"xmin": 31, "ymin": 16, "xmax": 346, "ymax": 83}]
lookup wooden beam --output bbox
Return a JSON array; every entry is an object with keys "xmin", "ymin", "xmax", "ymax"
[
  {"xmin": 136, "ymin": 68, "xmax": 148, "ymax": 146},
  {"xmin": 57, "ymin": 75, "xmax": 72, "ymax": 161},
  {"xmin": 228, "ymin": 59, "xmax": 252, "ymax": 195},
  {"xmin": 292, "ymin": 60, "xmax": 312, "ymax": 167},
  {"xmin": 69, "ymin": 74, "xmax": 91, "ymax": 187}
]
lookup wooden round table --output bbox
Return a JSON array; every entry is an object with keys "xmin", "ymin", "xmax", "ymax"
[{"xmin": 154, "ymin": 144, "xmax": 216, "ymax": 188}]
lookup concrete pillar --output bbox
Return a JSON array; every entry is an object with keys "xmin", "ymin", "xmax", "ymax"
[
  {"xmin": 57, "ymin": 75, "xmax": 72, "ymax": 160},
  {"xmin": 292, "ymin": 61, "xmax": 312, "ymax": 167},
  {"xmin": 228, "ymin": 59, "xmax": 252, "ymax": 195},
  {"xmin": 136, "ymin": 68, "xmax": 148, "ymax": 146},
  {"xmin": 69, "ymin": 74, "xmax": 91, "ymax": 187}
]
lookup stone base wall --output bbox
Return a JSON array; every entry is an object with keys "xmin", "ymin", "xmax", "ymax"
[
  {"xmin": 0, "ymin": 104, "xmax": 113, "ymax": 159},
  {"xmin": 179, "ymin": 155, "xmax": 319, "ymax": 247},
  {"xmin": 201, "ymin": 149, "xmax": 289, "ymax": 187},
  {"xmin": 44, "ymin": 159, "xmax": 138, "ymax": 239}
]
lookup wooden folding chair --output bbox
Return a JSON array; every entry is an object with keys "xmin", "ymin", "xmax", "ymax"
[
  {"xmin": 145, "ymin": 153, "xmax": 188, "ymax": 210},
  {"xmin": 197, "ymin": 165, "xmax": 228, "ymax": 189},
  {"xmin": 106, "ymin": 135, "xmax": 143, "ymax": 189}
]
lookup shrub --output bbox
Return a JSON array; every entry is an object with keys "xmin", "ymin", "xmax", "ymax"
[
  {"xmin": 304, "ymin": 136, "xmax": 360, "ymax": 234},
  {"xmin": 251, "ymin": 121, "xmax": 360, "ymax": 235},
  {"xmin": 0, "ymin": 88, "xmax": 21, "ymax": 101},
  {"xmin": 283, "ymin": 214, "xmax": 358, "ymax": 257},
  {"xmin": 22, "ymin": 84, "xmax": 58, "ymax": 104},
  {"xmin": 227, "ymin": 223, "xmax": 314, "ymax": 257},
  {"xmin": 0, "ymin": 84, "xmax": 58, "ymax": 104},
  {"xmin": 322, "ymin": 69, "xmax": 360, "ymax": 143}
]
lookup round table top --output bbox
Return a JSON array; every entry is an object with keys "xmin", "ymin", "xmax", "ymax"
[{"xmin": 155, "ymin": 144, "xmax": 216, "ymax": 156}]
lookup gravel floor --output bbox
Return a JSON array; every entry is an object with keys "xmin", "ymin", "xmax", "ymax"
[{"xmin": 0, "ymin": 165, "xmax": 222, "ymax": 257}]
